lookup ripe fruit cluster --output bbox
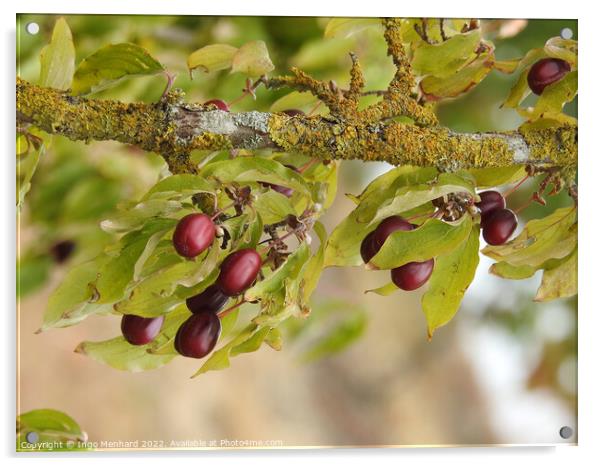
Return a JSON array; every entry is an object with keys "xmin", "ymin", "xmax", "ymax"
[
  {"xmin": 361, "ymin": 216, "xmax": 435, "ymax": 291},
  {"xmin": 527, "ymin": 58, "xmax": 571, "ymax": 95},
  {"xmin": 475, "ymin": 190, "xmax": 518, "ymax": 245},
  {"xmin": 121, "ymin": 211, "xmax": 263, "ymax": 360}
]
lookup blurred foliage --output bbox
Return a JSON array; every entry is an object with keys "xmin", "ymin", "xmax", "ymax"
[{"xmin": 16, "ymin": 16, "xmax": 577, "ymax": 395}]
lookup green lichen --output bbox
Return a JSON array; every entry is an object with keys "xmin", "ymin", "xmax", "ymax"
[{"xmin": 519, "ymin": 123, "xmax": 577, "ymax": 168}]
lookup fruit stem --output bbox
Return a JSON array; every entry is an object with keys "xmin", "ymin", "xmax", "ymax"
[
  {"xmin": 160, "ymin": 71, "xmax": 177, "ymax": 101},
  {"xmin": 217, "ymin": 299, "xmax": 246, "ymax": 319},
  {"xmin": 257, "ymin": 228, "xmax": 298, "ymax": 246},
  {"xmin": 211, "ymin": 202, "xmax": 236, "ymax": 220},
  {"xmin": 503, "ymin": 173, "xmax": 530, "ymax": 199},
  {"xmin": 297, "ymin": 158, "xmax": 319, "ymax": 173}
]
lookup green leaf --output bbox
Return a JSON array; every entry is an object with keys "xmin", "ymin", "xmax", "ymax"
[
  {"xmin": 187, "ymin": 44, "xmax": 238, "ymax": 74},
  {"xmin": 489, "ymin": 255, "xmax": 570, "ymax": 281},
  {"xmin": 245, "ymin": 242, "xmax": 310, "ymax": 301},
  {"xmin": 365, "ymin": 282, "xmax": 399, "ymax": 296},
  {"xmin": 100, "ymin": 199, "xmax": 182, "ymax": 234},
  {"xmin": 467, "ymin": 166, "xmax": 526, "ymax": 188},
  {"xmin": 192, "ymin": 323, "xmax": 258, "ymax": 376},
  {"xmin": 114, "ymin": 247, "xmax": 220, "ymax": 317},
  {"xmin": 17, "ymin": 137, "xmax": 45, "ymax": 207},
  {"xmin": 200, "ymin": 157, "xmax": 311, "ymax": 198},
  {"xmin": 534, "ymin": 247, "xmax": 577, "ymax": 302},
  {"xmin": 42, "ymin": 260, "xmax": 102, "ymax": 330},
  {"xmin": 94, "ymin": 219, "xmax": 176, "ymax": 304},
  {"xmin": 72, "ymin": 43, "xmax": 165, "ymax": 95},
  {"xmin": 420, "ymin": 53, "xmax": 494, "ymax": 101},
  {"xmin": 323, "ymin": 18, "xmax": 379, "ymax": 39},
  {"xmin": 533, "ymin": 71, "xmax": 577, "ymax": 116},
  {"xmin": 143, "ymin": 174, "xmax": 216, "ymax": 201},
  {"xmin": 369, "ymin": 216, "xmax": 473, "ymax": 270},
  {"xmin": 412, "ymin": 30, "xmax": 481, "ymax": 78},
  {"xmin": 75, "ymin": 337, "xmax": 175, "ymax": 372},
  {"xmin": 74, "ymin": 307, "xmax": 189, "ymax": 371},
  {"xmin": 483, "ymin": 207, "xmax": 576, "ymax": 267},
  {"xmin": 502, "ymin": 67, "xmax": 532, "ymax": 109},
  {"xmin": 493, "ymin": 58, "xmax": 521, "ymax": 74},
  {"xmin": 230, "ymin": 326, "xmax": 271, "ymax": 356},
  {"xmin": 231, "ymin": 41, "xmax": 274, "ymax": 77},
  {"xmin": 325, "ymin": 170, "xmax": 474, "ymax": 268},
  {"xmin": 264, "ymin": 327, "xmax": 283, "ymax": 350},
  {"xmin": 300, "ymin": 311, "xmax": 366, "ymax": 363},
  {"xmin": 39, "ymin": 17, "xmax": 75, "ymax": 90},
  {"xmin": 254, "ymin": 190, "xmax": 295, "ymax": 224},
  {"xmin": 301, "ymin": 221, "xmax": 328, "ymax": 303},
  {"xmin": 422, "ymin": 225, "xmax": 480, "ymax": 337},
  {"xmin": 489, "ymin": 261, "xmax": 538, "ymax": 280},
  {"xmin": 17, "ymin": 409, "xmax": 88, "ymax": 451}
]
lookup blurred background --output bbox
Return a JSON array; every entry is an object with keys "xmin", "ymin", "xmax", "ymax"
[{"xmin": 16, "ymin": 15, "xmax": 577, "ymax": 447}]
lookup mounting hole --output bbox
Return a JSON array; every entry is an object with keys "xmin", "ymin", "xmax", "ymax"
[
  {"xmin": 559, "ymin": 425, "xmax": 574, "ymax": 439},
  {"xmin": 25, "ymin": 22, "xmax": 40, "ymax": 35},
  {"xmin": 25, "ymin": 431, "xmax": 39, "ymax": 444},
  {"xmin": 561, "ymin": 28, "xmax": 573, "ymax": 40}
]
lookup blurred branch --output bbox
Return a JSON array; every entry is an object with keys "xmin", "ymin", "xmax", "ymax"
[{"xmin": 16, "ymin": 77, "xmax": 576, "ymax": 174}]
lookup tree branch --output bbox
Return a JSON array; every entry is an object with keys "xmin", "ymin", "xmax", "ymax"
[{"xmin": 16, "ymin": 77, "xmax": 576, "ymax": 173}]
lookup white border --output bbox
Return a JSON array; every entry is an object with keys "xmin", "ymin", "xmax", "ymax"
[{"xmin": 4, "ymin": 1, "xmax": 601, "ymax": 464}]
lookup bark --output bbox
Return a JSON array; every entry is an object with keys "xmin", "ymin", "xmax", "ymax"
[{"xmin": 16, "ymin": 78, "xmax": 577, "ymax": 174}]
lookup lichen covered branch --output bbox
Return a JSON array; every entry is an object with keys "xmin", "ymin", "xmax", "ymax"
[{"xmin": 17, "ymin": 78, "xmax": 576, "ymax": 174}]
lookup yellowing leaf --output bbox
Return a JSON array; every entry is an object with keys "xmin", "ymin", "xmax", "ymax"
[
  {"xmin": 422, "ymin": 225, "xmax": 480, "ymax": 337},
  {"xmin": 544, "ymin": 37, "xmax": 578, "ymax": 67},
  {"xmin": 420, "ymin": 53, "xmax": 494, "ymax": 101},
  {"xmin": 231, "ymin": 41, "xmax": 274, "ymax": 77},
  {"xmin": 72, "ymin": 43, "xmax": 165, "ymax": 95},
  {"xmin": 535, "ymin": 247, "xmax": 577, "ymax": 302},
  {"xmin": 324, "ymin": 17, "xmax": 379, "ymax": 39},
  {"xmin": 187, "ymin": 43, "xmax": 238, "ymax": 73},
  {"xmin": 493, "ymin": 58, "xmax": 521, "ymax": 74},
  {"xmin": 533, "ymin": 70, "xmax": 577, "ymax": 116},
  {"xmin": 482, "ymin": 207, "xmax": 576, "ymax": 267},
  {"xmin": 39, "ymin": 17, "xmax": 75, "ymax": 90},
  {"xmin": 412, "ymin": 30, "xmax": 481, "ymax": 78}
]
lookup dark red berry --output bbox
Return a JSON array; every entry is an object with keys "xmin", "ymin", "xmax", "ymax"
[
  {"xmin": 527, "ymin": 58, "xmax": 571, "ymax": 95},
  {"xmin": 174, "ymin": 312, "xmax": 221, "ymax": 359},
  {"xmin": 476, "ymin": 190, "xmax": 506, "ymax": 219},
  {"xmin": 391, "ymin": 259, "xmax": 435, "ymax": 291},
  {"xmin": 50, "ymin": 240, "xmax": 76, "ymax": 263},
  {"xmin": 482, "ymin": 208, "xmax": 518, "ymax": 245},
  {"xmin": 372, "ymin": 216, "xmax": 414, "ymax": 251},
  {"xmin": 360, "ymin": 231, "xmax": 379, "ymax": 263},
  {"xmin": 204, "ymin": 99, "xmax": 229, "ymax": 111},
  {"xmin": 216, "ymin": 248, "xmax": 262, "ymax": 296},
  {"xmin": 186, "ymin": 284, "xmax": 229, "ymax": 314},
  {"xmin": 172, "ymin": 213, "xmax": 216, "ymax": 258},
  {"xmin": 121, "ymin": 314, "xmax": 164, "ymax": 346},
  {"xmin": 283, "ymin": 109, "xmax": 305, "ymax": 117}
]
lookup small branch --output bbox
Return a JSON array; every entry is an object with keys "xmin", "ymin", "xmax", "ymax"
[{"xmin": 360, "ymin": 18, "xmax": 438, "ymax": 126}]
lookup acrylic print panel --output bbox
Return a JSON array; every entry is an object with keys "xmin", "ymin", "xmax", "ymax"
[{"xmin": 16, "ymin": 14, "xmax": 577, "ymax": 450}]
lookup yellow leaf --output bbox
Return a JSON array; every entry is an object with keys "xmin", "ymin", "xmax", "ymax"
[{"xmin": 187, "ymin": 43, "xmax": 238, "ymax": 73}]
